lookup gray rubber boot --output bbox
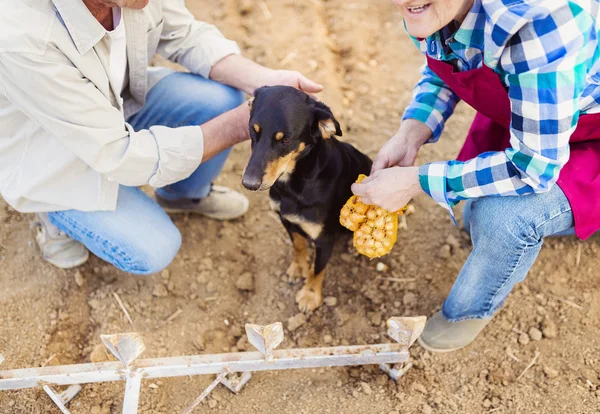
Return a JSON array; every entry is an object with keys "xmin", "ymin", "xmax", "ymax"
[{"xmin": 417, "ymin": 312, "xmax": 492, "ymax": 353}]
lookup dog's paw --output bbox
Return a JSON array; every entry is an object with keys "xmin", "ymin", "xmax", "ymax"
[
  {"xmin": 285, "ymin": 261, "xmax": 308, "ymax": 282},
  {"xmin": 295, "ymin": 286, "xmax": 322, "ymax": 313}
]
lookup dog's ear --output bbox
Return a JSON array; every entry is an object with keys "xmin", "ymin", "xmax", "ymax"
[{"xmin": 311, "ymin": 101, "xmax": 342, "ymax": 139}]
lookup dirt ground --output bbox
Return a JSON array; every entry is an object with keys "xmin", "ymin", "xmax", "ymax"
[{"xmin": 1, "ymin": 0, "xmax": 600, "ymax": 413}]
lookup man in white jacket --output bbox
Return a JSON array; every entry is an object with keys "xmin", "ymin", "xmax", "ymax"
[{"xmin": 0, "ymin": 0, "xmax": 322, "ymax": 273}]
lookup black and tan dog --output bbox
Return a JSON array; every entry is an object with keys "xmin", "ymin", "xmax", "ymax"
[{"xmin": 242, "ymin": 86, "xmax": 372, "ymax": 312}]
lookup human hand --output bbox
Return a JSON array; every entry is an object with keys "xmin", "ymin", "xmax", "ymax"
[
  {"xmin": 258, "ymin": 69, "xmax": 323, "ymax": 96},
  {"xmin": 351, "ymin": 166, "xmax": 424, "ymax": 212},
  {"xmin": 371, "ymin": 119, "xmax": 432, "ymax": 173}
]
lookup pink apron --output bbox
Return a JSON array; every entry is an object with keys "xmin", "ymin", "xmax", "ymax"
[{"xmin": 427, "ymin": 56, "xmax": 600, "ymax": 240}]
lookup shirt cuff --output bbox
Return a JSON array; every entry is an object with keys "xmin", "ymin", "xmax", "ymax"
[
  {"xmin": 148, "ymin": 125, "xmax": 204, "ymax": 188},
  {"xmin": 418, "ymin": 162, "xmax": 458, "ymax": 225}
]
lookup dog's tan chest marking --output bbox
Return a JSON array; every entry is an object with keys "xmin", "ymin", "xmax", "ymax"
[{"xmin": 282, "ymin": 214, "xmax": 323, "ymax": 240}]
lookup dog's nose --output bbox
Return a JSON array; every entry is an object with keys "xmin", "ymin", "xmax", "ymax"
[{"xmin": 242, "ymin": 176, "xmax": 262, "ymax": 191}]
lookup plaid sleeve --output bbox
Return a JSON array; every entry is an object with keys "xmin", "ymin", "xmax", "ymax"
[
  {"xmin": 419, "ymin": 4, "xmax": 592, "ymax": 222},
  {"xmin": 403, "ymin": 63, "xmax": 460, "ymax": 142}
]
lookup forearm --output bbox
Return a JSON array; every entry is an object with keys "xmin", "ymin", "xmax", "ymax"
[
  {"xmin": 209, "ymin": 55, "xmax": 272, "ymax": 95},
  {"xmin": 200, "ymin": 102, "xmax": 250, "ymax": 161},
  {"xmin": 397, "ymin": 118, "xmax": 433, "ymax": 150}
]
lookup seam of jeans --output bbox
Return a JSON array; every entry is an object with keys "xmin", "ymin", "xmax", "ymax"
[
  {"xmin": 450, "ymin": 208, "xmax": 574, "ymax": 322},
  {"xmin": 51, "ymin": 212, "xmax": 148, "ymax": 273},
  {"xmin": 533, "ymin": 207, "xmax": 574, "ymax": 238}
]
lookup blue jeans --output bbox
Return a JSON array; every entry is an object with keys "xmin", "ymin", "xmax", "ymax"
[
  {"xmin": 444, "ymin": 184, "xmax": 574, "ymax": 321},
  {"xmin": 48, "ymin": 73, "xmax": 245, "ymax": 274}
]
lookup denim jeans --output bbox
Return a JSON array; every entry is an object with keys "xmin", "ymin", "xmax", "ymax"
[
  {"xmin": 444, "ymin": 184, "xmax": 574, "ymax": 321},
  {"xmin": 48, "ymin": 73, "xmax": 245, "ymax": 274}
]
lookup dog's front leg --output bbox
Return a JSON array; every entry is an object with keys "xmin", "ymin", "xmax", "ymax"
[
  {"xmin": 285, "ymin": 230, "xmax": 311, "ymax": 282},
  {"xmin": 295, "ymin": 235, "xmax": 335, "ymax": 313}
]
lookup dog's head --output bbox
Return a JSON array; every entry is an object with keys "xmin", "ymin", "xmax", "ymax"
[{"xmin": 241, "ymin": 86, "xmax": 342, "ymax": 191}]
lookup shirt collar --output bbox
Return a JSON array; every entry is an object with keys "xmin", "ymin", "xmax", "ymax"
[
  {"xmin": 451, "ymin": 0, "xmax": 485, "ymax": 49},
  {"xmin": 407, "ymin": 0, "xmax": 485, "ymax": 54},
  {"xmin": 52, "ymin": 0, "xmax": 106, "ymax": 55}
]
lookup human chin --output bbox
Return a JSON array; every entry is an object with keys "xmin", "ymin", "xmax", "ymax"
[{"xmin": 404, "ymin": 19, "xmax": 443, "ymax": 39}]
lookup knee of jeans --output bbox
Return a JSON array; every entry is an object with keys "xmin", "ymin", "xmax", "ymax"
[
  {"xmin": 208, "ymin": 85, "xmax": 245, "ymax": 116},
  {"xmin": 122, "ymin": 225, "xmax": 182, "ymax": 275},
  {"xmin": 469, "ymin": 197, "xmax": 537, "ymax": 244}
]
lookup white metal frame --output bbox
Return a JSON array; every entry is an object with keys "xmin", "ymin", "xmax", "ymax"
[{"xmin": 0, "ymin": 316, "xmax": 425, "ymax": 413}]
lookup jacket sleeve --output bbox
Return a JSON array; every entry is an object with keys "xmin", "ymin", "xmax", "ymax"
[
  {"xmin": 157, "ymin": 0, "xmax": 241, "ymax": 78},
  {"xmin": 0, "ymin": 48, "xmax": 205, "ymax": 188}
]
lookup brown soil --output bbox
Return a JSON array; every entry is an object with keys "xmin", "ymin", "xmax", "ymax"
[{"xmin": 1, "ymin": 1, "xmax": 599, "ymax": 413}]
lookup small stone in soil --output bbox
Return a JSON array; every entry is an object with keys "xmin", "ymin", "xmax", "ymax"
[
  {"xmin": 529, "ymin": 327, "xmax": 543, "ymax": 341},
  {"xmin": 235, "ymin": 272, "xmax": 254, "ymax": 291},
  {"xmin": 542, "ymin": 319, "xmax": 558, "ymax": 339},
  {"xmin": 368, "ymin": 311, "xmax": 382, "ymax": 326},
  {"xmin": 152, "ymin": 284, "xmax": 169, "ymax": 298},
  {"xmin": 323, "ymin": 334, "xmax": 333, "ymax": 344},
  {"xmin": 518, "ymin": 333, "xmax": 530, "ymax": 345},
  {"xmin": 287, "ymin": 313, "xmax": 307, "ymax": 332},
  {"xmin": 403, "ymin": 292, "xmax": 417, "ymax": 307},
  {"xmin": 324, "ymin": 296, "xmax": 338, "ymax": 307},
  {"xmin": 438, "ymin": 244, "xmax": 451, "ymax": 259},
  {"xmin": 160, "ymin": 269, "xmax": 170, "ymax": 281},
  {"xmin": 543, "ymin": 365, "xmax": 559, "ymax": 379},
  {"xmin": 360, "ymin": 381, "xmax": 372, "ymax": 395},
  {"xmin": 89, "ymin": 344, "xmax": 108, "ymax": 363},
  {"xmin": 74, "ymin": 270, "xmax": 84, "ymax": 287},
  {"xmin": 421, "ymin": 404, "xmax": 433, "ymax": 414},
  {"xmin": 376, "ymin": 262, "xmax": 389, "ymax": 272},
  {"xmin": 411, "ymin": 382, "xmax": 427, "ymax": 394}
]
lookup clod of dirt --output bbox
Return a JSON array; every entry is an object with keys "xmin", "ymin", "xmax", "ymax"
[
  {"xmin": 152, "ymin": 284, "xmax": 169, "ymax": 298},
  {"xmin": 287, "ymin": 313, "xmax": 307, "ymax": 332},
  {"xmin": 528, "ymin": 327, "xmax": 543, "ymax": 341},
  {"xmin": 324, "ymin": 296, "xmax": 338, "ymax": 307},
  {"xmin": 235, "ymin": 272, "xmax": 255, "ymax": 291},
  {"xmin": 323, "ymin": 334, "xmax": 333, "ymax": 344},
  {"xmin": 193, "ymin": 336, "xmax": 205, "ymax": 351},
  {"xmin": 403, "ymin": 292, "xmax": 417, "ymax": 307},
  {"xmin": 360, "ymin": 381, "xmax": 372, "ymax": 395},
  {"xmin": 368, "ymin": 311, "xmax": 382, "ymax": 326},
  {"xmin": 90, "ymin": 343, "xmax": 109, "ymax": 363},
  {"xmin": 421, "ymin": 403, "xmax": 433, "ymax": 414},
  {"xmin": 160, "ymin": 269, "xmax": 170, "ymax": 281},
  {"xmin": 542, "ymin": 319, "xmax": 558, "ymax": 338},
  {"xmin": 446, "ymin": 234, "xmax": 461, "ymax": 251},
  {"xmin": 518, "ymin": 333, "xmax": 530, "ymax": 345},
  {"xmin": 543, "ymin": 365, "xmax": 559, "ymax": 379},
  {"xmin": 411, "ymin": 382, "xmax": 427, "ymax": 394},
  {"xmin": 74, "ymin": 270, "xmax": 84, "ymax": 287},
  {"xmin": 236, "ymin": 336, "xmax": 249, "ymax": 351},
  {"xmin": 438, "ymin": 244, "xmax": 452, "ymax": 259}
]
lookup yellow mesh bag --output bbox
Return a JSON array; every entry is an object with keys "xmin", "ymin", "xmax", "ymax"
[{"xmin": 340, "ymin": 174, "xmax": 407, "ymax": 259}]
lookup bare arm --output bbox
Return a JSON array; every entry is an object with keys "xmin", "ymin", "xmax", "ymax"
[
  {"xmin": 209, "ymin": 55, "xmax": 323, "ymax": 96},
  {"xmin": 200, "ymin": 102, "xmax": 250, "ymax": 161}
]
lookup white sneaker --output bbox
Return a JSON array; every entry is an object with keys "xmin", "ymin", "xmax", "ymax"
[
  {"xmin": 33, "ymin": 213, "xmax": 89, "ymax": 269},
  {"xmin": 156, "ymin": 185, "xmax": 249, "ymax": 220}
]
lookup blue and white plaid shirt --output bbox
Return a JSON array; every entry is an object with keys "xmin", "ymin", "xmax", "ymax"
[{"xmin": 404, "ymin": 0, "xmax": 600, "ymax": 224}]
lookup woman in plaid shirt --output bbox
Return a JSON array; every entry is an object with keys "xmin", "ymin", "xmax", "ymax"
[{"xmin": 353, "ymin": 0, "xmax": 600, "ymax": 352}]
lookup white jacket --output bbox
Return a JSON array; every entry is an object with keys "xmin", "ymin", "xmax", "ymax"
[{"xmin": 0, "ymin": 0, "xmax": 240, "ymax": 212}]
